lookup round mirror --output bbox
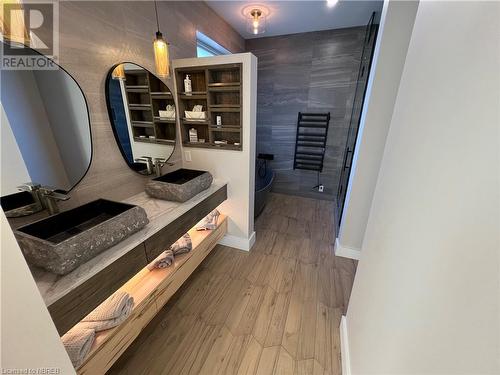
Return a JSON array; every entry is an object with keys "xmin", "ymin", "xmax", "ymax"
[
  {"xmin": 105, "ymin": 63, "xmax": 176, "ymax": 175},
  {"xmin": 1, "ymin": 42, "xmax": 92, "ymax": 195}
]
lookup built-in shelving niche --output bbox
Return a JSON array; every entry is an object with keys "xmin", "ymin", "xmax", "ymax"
[
  {"xmin": 125, "ymin": 69, "xmax": 176, "ymax": 145},
  {"xmin": 175, "ymin": 63, "xmax": 242, "ymax": 151}
]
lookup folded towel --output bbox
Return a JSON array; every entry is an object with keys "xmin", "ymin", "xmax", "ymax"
[
  {"xmin": 170, "ymin": 233, "xmax": 192, "ymax": 255},
  {"xmin": 196, "ymin": 209, "xmax": 220, "ymax": 231},
  {"xmin": 147, "ymin": 249, "xmax": 174, "ymax": 270},
  {"xmin": 61, "ymin": 327, "xmax": 95, "ymax": 368},
  {"xmin": 78, "ymin": 291, "xmax": 134, "ymax": 332}
]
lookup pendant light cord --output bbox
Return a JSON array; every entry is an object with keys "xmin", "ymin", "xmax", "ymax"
[{"xmin": 154, "ymin": 0, "xmax": 160, "ymax": 33}]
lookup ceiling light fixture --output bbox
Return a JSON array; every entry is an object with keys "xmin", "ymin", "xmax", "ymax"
[
  {"xmin": 153, "ymin": 0, "xmax": 170, "ymax": 78},
  {"xmin": 247, "ymin": 8, "xmax": 266, "ymax": 35},
  {"xmin": 326, "ymin": 0, "xmax": 339, "ymax": 8}
]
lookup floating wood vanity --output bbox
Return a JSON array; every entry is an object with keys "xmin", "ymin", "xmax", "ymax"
[
  {"xmin": 78, "ymin": 215, "xmax": 227, "ymax": 374},
  {"xmin": 32, "ymin": 181, "xmax": 227, "ymax": 367}
]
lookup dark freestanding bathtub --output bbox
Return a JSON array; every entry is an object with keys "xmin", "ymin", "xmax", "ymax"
[{"xmin": 255, "ymin": 156, "xmax": 275, "ymax": 218}]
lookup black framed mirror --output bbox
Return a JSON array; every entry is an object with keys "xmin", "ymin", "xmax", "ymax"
[
  {"xmin": 0, "ymin": 41, "xmax": 92, "ymax": 196},
  {"xmin": 105, "ymin": 63, "xmax": 176, "ymax": 175}
]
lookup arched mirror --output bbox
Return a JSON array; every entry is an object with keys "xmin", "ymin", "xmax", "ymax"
[
  {"xmin": 105, "ymin": 63, "xmax": 176, "ymax": 175},
  {"xmin": 0, "ymin": 42, "xmax": 92, "ymax": 196}
]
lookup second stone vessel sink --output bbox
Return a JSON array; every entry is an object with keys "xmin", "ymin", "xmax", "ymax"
[
  {"xmin": 145, "ymin": 168, "xmax": 213, "ymax": 202},
  {"xmin": 15, "ymin": 199, "xmax": 149, "ymax": 275}
]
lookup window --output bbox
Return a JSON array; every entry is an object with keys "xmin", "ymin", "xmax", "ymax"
[{"xmin": 196, "ymin": 31, "xmax": 231, "ymax": 57}]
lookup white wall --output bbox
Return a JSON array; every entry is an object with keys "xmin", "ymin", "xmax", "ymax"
[
  {"xmin": 0, "ymin": 103, "xmax": 30, "ymax": 195},
  {"xmin": 34, "ymin": 69, "xmax": 92, "ymax": 187},
  {"xmin": 345, "ymin": 1, "xmax": 500, "ymax": 374},
  {"xmin": 336, "ymin": 0, "xmax": 419, "ymax": 258},
  {"xmin": 0, "ymin": 210, "xmax": 75, "ymax": 374},
  {"xmin": 173, "ymin": 53, "xmax": 257, "ymax": 250},
  {"xmin": 1, "ymin": 70, "xmax": 71, "ymax": 190}
]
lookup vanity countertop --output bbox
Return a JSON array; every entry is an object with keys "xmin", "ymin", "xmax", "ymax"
[{"xmin": 32, "ymin": 179, "xmax": 228, "ymax": 307}]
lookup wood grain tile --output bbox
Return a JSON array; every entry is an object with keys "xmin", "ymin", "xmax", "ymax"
[
  {"xmin": 255, "ymin": 346, "xmax": 281, "ymax": 375},
  {"xmin": 108, "ymin": 193, "xmax": 357, "ymax": 375}
]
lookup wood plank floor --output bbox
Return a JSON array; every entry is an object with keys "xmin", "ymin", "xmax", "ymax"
[{"xmin": 107, "ymin": 193, "xmax": 357, "ymax": 375}]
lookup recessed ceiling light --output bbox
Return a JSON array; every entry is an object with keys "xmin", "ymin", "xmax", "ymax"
[{"xmin": 326, "ymin": 0, "xmax": 339, "ymax": 8}]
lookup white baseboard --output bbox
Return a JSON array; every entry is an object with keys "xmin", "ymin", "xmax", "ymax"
[
  {"xmin": 334, "ymin": 238, "xmax": 361, "ymax": 260},
  {"xmin": 340, "ymin": 315, "xmax": 351, "ymax": 375},
  {"xmin": 219, "ymin": 231, "xmax": 256, "ymax": 251}
]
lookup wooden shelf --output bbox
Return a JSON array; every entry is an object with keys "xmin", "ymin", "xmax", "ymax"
[
  {"xmin": 180, "ymin": 93, "xmax": 207, "ymax": 100},
  {"xmin": 208, "ymin": 85, "xmax": 240, "ymax": 92},
  {"xmin": 183, "ymin": 142, "xmax": 211, "ymax": 148},
  {"xmin": 175, "ymin": 63, "xmax": 242, "ymax": 151},
  {"xmin": 209, "ymin": 107, "xmax": 240, "ymax": 112},
  {"xmin": 126, "ymin": 85, "xmax": 149, "ymax": 92},
  {"xmin": 213, "ymin": 143, "xmax": 242, "ymax": 150},
  {"xmin": 209, "ymin": 104, "xmax": 240, "ymax": 109},
  {"xmin": 123, "ymin": 70, "xmax": 178, "ymax": 145},
  {"xmin": 153, "ymin": 117, "xmax": 176, "ymax": 124},
  {"xmin": 209, "ymin": 124, "xmax": 240, "ymax": 128},
  {"xmin": 133, "ymin": 137, "xmax": 156, "ymax": 143},
  {"xmin": 210, "ymin": 127, "xmax": 241, "ymax": 133},
  {"xmin": 181, "ymin": 118, "xmax": 209, "ymax": 125},
  {"xmin": 134, "ymin": 136, "xmax": 175, "ymax": 145},
  {"xmin": 150, "ymin": 91, "xmax": 172, "ymax": 96},
  {"xmin": 183, "ymin": 142, "xmax": 241, "ymax": 150},
  {"xmin": 128, "ymin": 103, "xmax": 150, "ymax": 108},
  {"xmin": 208, "ymin": 82, "xmax": 240, "ymax": 88},
  {"xmin": 129, "ymin": 106, "xmax": 151, "ymax": 111},
  {"xmin": 131, "ymin": 121, "xmax": 153, "ymax": 128},
  {"xmin": 76, "ymin": 216, "xmax": 228, "ymax": 374}
]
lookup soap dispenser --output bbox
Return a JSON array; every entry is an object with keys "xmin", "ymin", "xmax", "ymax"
[{"xmin": 184, "ymin": 74, "xmax": 192, "ymax": 96}]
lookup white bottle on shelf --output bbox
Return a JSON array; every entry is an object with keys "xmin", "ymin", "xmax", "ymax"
[
  {"xmin": 189, "ymin": 128, "xmax": 198, "ymax": 143},
  {"xmin": 184, "ymin": 74, "xmax": 192, "ymax": 96}
]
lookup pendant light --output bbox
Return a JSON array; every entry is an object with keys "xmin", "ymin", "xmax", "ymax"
[
  {"xmin": 111, "ymin": 64, "xmax": 126, "ymax": 80},
  {"xmin": 247, "ymin": 8, "xmax": 266, "ymax": 35},
  {"xmin": 153, "ymin": 0, "xmax": 170, "ymax": 78},
  {"xmin": 0, "ymin": 0, "xmax": 29, "ymax": 45}
]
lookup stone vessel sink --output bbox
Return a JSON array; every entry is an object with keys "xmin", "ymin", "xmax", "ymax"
[
  {"xmin": 1, "ymin": 191, "xmax": 43, "ymax": 217},
  {"xmin": 15, "ymin": 199, "xmax": 149, "ymax": 275},
  {"xmin": 145, "ymin": 168, "xmax": 213, "ymax": 202}
]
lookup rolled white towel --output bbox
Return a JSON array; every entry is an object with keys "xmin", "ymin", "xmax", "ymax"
[
  {"xmin": 147, "ymin": 249, "xmax": 175, "ymax": 270},
  {"xmin": 195, "ymin": 209, "xmax": 220, "ymax": 231},
  {"xmin": 61, "ymin": 327, "xmax": 95, "ymax": 368},
  {"xmin": 78, "ymin": 291, "xmax": 134, "ymax": 332},
  {"xmin": 170, "ymin": 233, "xmax": 192, "ymax": 255}
]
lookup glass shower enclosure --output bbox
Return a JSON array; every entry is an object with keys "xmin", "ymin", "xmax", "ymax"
[{"xmin": 336, "ymin": 12, "xmax": 379, "ymax": 227}]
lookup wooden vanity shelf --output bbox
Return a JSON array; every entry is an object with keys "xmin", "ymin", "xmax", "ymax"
[
  {"xmin": 76, "ymin": 215, "xmax": 228, "ymax": 374},
  {"xmin": 175, "ymin": 63, "xmax": 242, "ymax": 151},
  {"xmin": 124, "ymin": 69, "xmax": 176, "ymax": 145}
]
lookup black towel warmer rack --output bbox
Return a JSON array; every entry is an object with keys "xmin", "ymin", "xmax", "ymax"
[{"xmin": 293, "ymin": 112, "xmax": 330, "ymax": 188}]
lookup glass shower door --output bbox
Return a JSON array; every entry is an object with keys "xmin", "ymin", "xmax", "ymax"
[{"xmin": 336, "ymin": 12, "xmax": 378, "ymax": 227}]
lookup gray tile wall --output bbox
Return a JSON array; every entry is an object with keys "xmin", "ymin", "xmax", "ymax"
[
  {"xmin": 246, "ymin": 27, "xmax": 365, "ymax": 201},
  {"xmin": 35, "ymin": 1, "xmax": 244, "ymax": 210}
]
